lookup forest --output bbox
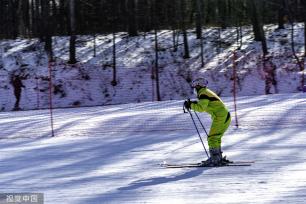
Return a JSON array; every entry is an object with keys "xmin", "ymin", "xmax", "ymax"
[
  {"xmin": 1, "ymin": 1, "xmax": 305, "ymax": 60},
  {"xmin": 1, "ymin": 0, "xmax": 305, "ymax": 37},
  {"xmin": 1, "ymin": 1, "xmax": 305, "ymax": 100}
]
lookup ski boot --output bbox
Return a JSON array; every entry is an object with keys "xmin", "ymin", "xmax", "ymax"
[
  {"xmin": 221, "ymin": 155, "xmax": 233, "ymax": 164},
  {"xmin": 200, "ymin": 148, "xmax": 223, "ymax": 167}
]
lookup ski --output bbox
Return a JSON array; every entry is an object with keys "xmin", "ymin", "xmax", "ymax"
[
  {"xmin": 161, "ymin": 163, "xmax": 252, "ymax": 168},
  {"xmin": 160, "ymin": 161, "xmax": 253, "ymax": 168},
  {"xmin": 219, "ymin": 160, "xmax": 255, "ymax": 164}
]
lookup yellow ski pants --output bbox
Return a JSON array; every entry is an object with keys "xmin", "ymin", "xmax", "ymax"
[{"xmin": 207, "ymin": 112, "xmax": 231, "ymax": 149}]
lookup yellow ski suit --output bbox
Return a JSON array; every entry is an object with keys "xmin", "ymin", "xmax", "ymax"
[{"xmin": 190, "ymin": 87, "xmax": 231, "ymax": 149}]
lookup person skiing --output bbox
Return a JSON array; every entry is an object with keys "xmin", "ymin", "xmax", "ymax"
[
  {"xmin": 262, "ymin": 56, "xmax": 278, "ymax": 94},
  {"xmin": 11, "ymin": 74, "xmax": 25, "ymax": 111},
  {"xmin": 184, "ymin": 78, "xmax": 231, "ymax": 166}
]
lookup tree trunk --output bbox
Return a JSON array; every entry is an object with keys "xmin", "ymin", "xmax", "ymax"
[
  {"xmin": 93, "ymin": 34, "xmax": 96, "ymax": 57},
  {"xmin": 152, "ymin": 0, "xmax": 161, "ymax": 101},
  {"xmin": 32, "ymin": 0, "xmax": 40, "ymax": 38},
  {"xmin": 69, "ymin": 0, "xmax": 77, "ymax": 64},
  {"xmin": 154, "ymin": 28, "xmax": 161, "ymax": 101},
  {"xmin": 218, "ymin": 0, "xmax": 228, "ymax": 29},
  {"xmin": 248, "ymin": 0, "xmax": 268, "ymax": 55},
  {"xmin": 58, "ymin": 0, "xmax": 66, "ymax": 34},
  {"xmin": 302, "ymin": 0, "xmax": 306, "ymax": 56},
  {"xmin": 38, "ymin": 0, "xmax": 45, "ymax": 41},
  {"xmin": 195, "ymin": 0, "xmax": 205, "ymax": 65},
  {"xmin": 17, "ymin": 0, "xmax": 30, "ymax": 37},
  {"xmin": 304, "ymin": 21, "xmax": 306, "ymax": 57},
  {"xmin": 179, "ymin": 0, "xmax": 190, "ymax": 59},
  {"xmin": 169, "ymin": 0, "xmax": 178, "ymax": 51},
  {"xmin": 277, "ymin": 0, "xmax": 287, "ymax": 29},
  {"xmin": 42, "ymin": 0, "xmax": 53, "ymax": 61},
  {"xmin": 248, "ymin": 0, "xmax": 261, "ymax": 41},
  {"xmin": 172, "ymin": 29, "xmax": 178, "ymax": 52},
  {"xmin": 111, "ymin": 31, "xmax": 117, "ymax": 86},
  {"xmin": 195, "ymin": 0, "xmax": 203, "ymax": 39},
  {"xmin": 0, "ymin": 0, "xmax": 7, "ymax": 38},
  {"xmin": 236, "ymin": 25, "xmax": 243, "ymax": 48},
  {"xmin": 126, "ymin": 0, "xmax": 138, "ymax": 36},
  {"xmin": 29, "ymin": 0, "xmax": 34, "ymax": 36},
  {"xmin": 9, "ymin": 0, "xmax": 19, "ymax": 38}
]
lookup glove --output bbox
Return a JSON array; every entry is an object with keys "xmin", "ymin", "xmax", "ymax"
[{"xmin": 184, "ymin": 100, "xmax": 192, "ymax": 110}]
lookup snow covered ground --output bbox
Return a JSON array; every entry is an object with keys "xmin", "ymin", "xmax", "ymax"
[{"xmin": 0, "ymin": 92, "xmax": 305, "ymax": 204}]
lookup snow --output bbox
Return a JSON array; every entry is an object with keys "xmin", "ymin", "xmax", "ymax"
[
  {"xmin": 0, "ymin": 92, "xmax": 305, "ymax": 203},
  {"xmin": 0, "ymin": 22, "xmax": 305, "ymax": 203}
]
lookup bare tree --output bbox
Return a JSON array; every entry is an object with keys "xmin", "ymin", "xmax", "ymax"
[
  {"xmin": 285, "ymin": 0, "xmax": 304, "ymax": 90},
  {"xmin": 196, "ymin": 0, "xmax": 204, "ymax": 66},
  {"xmin": 248, "ymin": 0, "xmax": 268, "ymax": 55},
  {"xmin": 195, "ymin": 0, "xmax": 203, "ymax": 39},
  {"xmin": 179, "ymin": 0, "xmax": 190, "ymax": 59},
  {"xmin": 111, "ymin": 2, "xmax": 119, "ymax": 86},
  {"xmin": 17, "ymin": 0, "xmax": 29, "ymax": 37},
  {"xmin": 217, "ymin": 0, "xmax": 229, "ymax": 29},
  {"xmin": 126, "ymin": 0, "xmax": 138, "ymax": 36},
  {"xmin": 9, "ymin": 0, "xmax": 19, "ymax": 38},
  {"xmin": 68, "ymin": 0, "xmax": 77, "ymax": 64},
  {"xmin": 302, "ymin": 0, "xmax": 306, "ymax": 56},
  {"xmin": 277, "ymin": 0, "xmax": 287, "ymax": 29},
  {"xmin": 152, "ymin": 0, "xmax": 161, "ymax": 101},
  {"xmin": 42, "ymin": 0, "xmax": 53, "ymax": 61}
]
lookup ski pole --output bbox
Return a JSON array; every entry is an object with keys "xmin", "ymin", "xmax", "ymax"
[
  {"xmin": 183, "ymin": 102, "xmax": 209, "ymax": 158},
  {"xmin": 193, "ymin": 111, "xmax": 209, "ymax": 138}
]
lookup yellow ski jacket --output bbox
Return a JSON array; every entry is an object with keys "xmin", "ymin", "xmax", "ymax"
[{"xmin": 190, "ymin": 87, "xmax": 229, "ymax": 119}]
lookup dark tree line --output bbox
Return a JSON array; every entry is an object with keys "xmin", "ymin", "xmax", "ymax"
[
  {"xmin": 0, "ymin": 0, "xmax": 305, "ymax": 67},
  {"xmin": 1, "ymin": 0, "xmax": 305, "ymax": 39}
]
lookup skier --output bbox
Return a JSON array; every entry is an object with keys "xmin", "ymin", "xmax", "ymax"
[
  {"xmin": 263, "ymin": 56, "xmax": 278, "ymax": 94},
  {"xmin": 11, "ymin": 74, "xmax": 25, "ymax": 111},
  {"xmin": 184, "ymin": 78, "xmax": 231, "ymax": 166}
]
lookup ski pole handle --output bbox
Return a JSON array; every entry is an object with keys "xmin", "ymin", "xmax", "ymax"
[{"xmin": 183, "ymin": 99, "xmax": 191, "ymax": 113}]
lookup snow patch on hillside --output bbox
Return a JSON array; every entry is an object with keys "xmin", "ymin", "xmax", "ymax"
[{"xmin": 0, "ymin": 24, "xmax": 305, "ymax": 111}]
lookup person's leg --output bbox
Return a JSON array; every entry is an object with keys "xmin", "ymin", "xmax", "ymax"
[
  {"xmin": 219, "ymin": 113, "xmax": 231, "ymax": 145},
  {"xmin": 14, "ymin": 89, "xmax": 21, "ymax": 109},
  {"xmin": 208, "ymin": 119, "xmax": 226, "ymax": 149},
  {"xmin": 202, "ymin": 113, "xmax": 231, "ymax": 166}
]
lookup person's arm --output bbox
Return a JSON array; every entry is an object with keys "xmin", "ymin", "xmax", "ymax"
[{"xmin": 190, "ymin": 97, "xmax": 209, "ymax": 112}]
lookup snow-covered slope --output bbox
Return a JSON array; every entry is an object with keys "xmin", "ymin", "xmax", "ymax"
[
  {"xmin": 0, "ymin": 93, "xmax": 305, "ymax": 203},
  {"xmin": 0, "ymin": 24, "xmax": 305, "ymax": 111}
]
